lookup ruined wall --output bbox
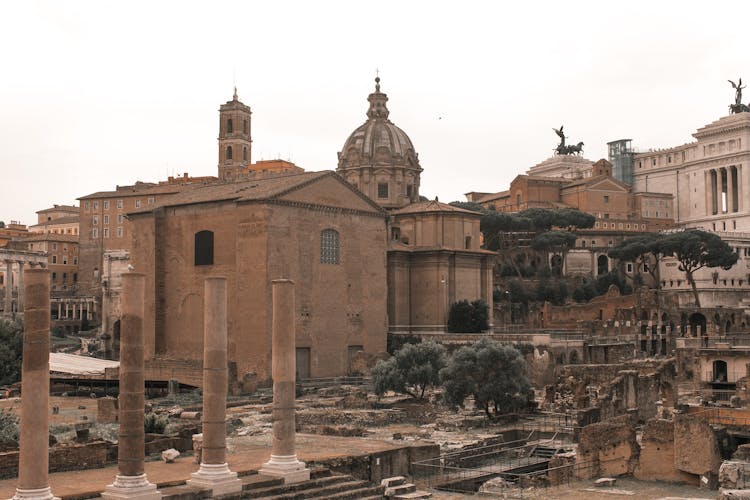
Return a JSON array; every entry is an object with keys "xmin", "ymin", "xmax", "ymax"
[
  {"xmin": 634, "ymin": 419, "xmax": 697, "ymax": 484},
  {"xmin": 598, "ymin": 360, "xmax": 675, "ymax": 422},
  {"xmin": 576, "ymin": 415, "xmax": 639, "ymax": 479},
  {"xmin": 545, "ymin": 286, "xmax": 636, "ymax": 326},
  {"xmin": 674, "ymin": 413, "xmax": 722, "ymax": 476}
]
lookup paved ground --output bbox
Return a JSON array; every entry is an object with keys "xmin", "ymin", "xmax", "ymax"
[{"xmin": 0, "ymin": 432, "xmax": 404, "ymax": 498}]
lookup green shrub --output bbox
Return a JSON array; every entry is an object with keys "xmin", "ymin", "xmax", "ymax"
[
  {"xmin": 447, "ymin": 299, "xmax": 489, "ymax": 333},
  {"xmin": 372, "ymin": 341, "xmax": 446, "ymax": 399},
  {"xmin": 144, "ymin": 412, "xmax": 168, "ymax": 434},
  {"xmin": 440, "ymin": 339, "xmax": 533, "ymax": 419},
  {"xmin": 0, "ymin": 408, "xmax": 19, "ymax": 446}
]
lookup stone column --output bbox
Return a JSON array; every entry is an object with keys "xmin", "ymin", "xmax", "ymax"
[
  {"xmin": 57, "ymin": 302, "xmax": 62, "ymax": 320},
  {"xmin": 187, "ymin": 277, "xmax": 241, "ymax": 495},
  {"xmin": 727, "ymin": 166, "xmax": 735, "ymax": 213},
  {"xmin": 4, "ymin": 260, "xmax": 12, "ymax": 316},
  {"xmin": 16, "ymin": 262, "xmax": 24, "ymax": 313},
  {"xmin": 102, "ymin": 273, "xmax": 161, "ymax": 500},
  {"xmin": 717, "ymin": 168, "xmax": 724, "ymax": 214},
  {"xmin": 259, "ymin": 279, "xmax": 310, "ymax": 484},
  {"xmin": 13, "ymin": 269, "xmax": 59, "ymax": 500}
]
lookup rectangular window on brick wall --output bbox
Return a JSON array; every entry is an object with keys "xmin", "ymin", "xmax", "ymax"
[{"xmin": 377, "ymin": 183, "xmax": 388, "ymax": 199}]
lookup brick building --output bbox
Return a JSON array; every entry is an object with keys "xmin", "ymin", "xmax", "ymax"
[{"xmin": 128, "ymin": 171, "xmax": 388, "ymax": 383}]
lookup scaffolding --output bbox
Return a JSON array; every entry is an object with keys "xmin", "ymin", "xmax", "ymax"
[{"xmin": 608, "ymin": 139, "xmax": 635, "ymax": 185}]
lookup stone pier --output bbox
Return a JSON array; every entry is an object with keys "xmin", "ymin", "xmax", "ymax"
[
  {"xmin": 186, "ymin": 277, "xmax": 241, "ymax": 495},
  {"xmin": 102, "ymin": 273, "xmax": 161, "ymax": 500},
  {"xmin": 259, "ymin": 279, "xmax": 310, "ymax": 484},
  {"xmin": 12, "ymin": 269, "xmax": 59, "ymax": 500}
]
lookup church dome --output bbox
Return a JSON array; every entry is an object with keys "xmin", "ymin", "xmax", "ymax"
[
  {"xmin": 337, "ymin": 78, "xmax": 419, "ymax": 169},
  {"xmin": 337, "ymin": 77, "xmax": 422, "ymax": 209}
]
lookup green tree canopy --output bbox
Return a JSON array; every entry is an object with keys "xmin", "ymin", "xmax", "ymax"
[
  {"xmin": 608, "ymin": 230, "xmax": 737, "ymax": 306},
  {"xmin": 660, "ymin": 230, "xmax": 739, "ymax": 307},
  {"xmin": 371, "ymin": 341, "xmax": 447, "ymax": 399},
  {"xmin": 0, "ymin": 319, "xmax": 22, "ymax": 386},
  {"xmin": 608, "ymin": 233, "xmax": 665, "ymax": 285},
  {"xmin": 448, "ymin": 204, "xmax": 595, "ymax": 251},
  {"xmin": 440, "ymin": 340, "xmax": 532, "ymax": 419},
  {"xmin": 530, "ymin": 230, "xmax": 578, "ymax": 252}
]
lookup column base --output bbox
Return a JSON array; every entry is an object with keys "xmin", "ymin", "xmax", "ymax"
[
  {"xmin": 12, "ymin": 487, "xmax": 60, "ymax": 500},
  {"xmin": 259, "ymin": 455, "xmax": 310, "ymax": 484},
  {"xmin": 101, "ymin": 474, "xmax": 162, "ymax": 499},
  {"xmin": 186, "ymin": 463, "xmax": 242, "ymax": 496}
]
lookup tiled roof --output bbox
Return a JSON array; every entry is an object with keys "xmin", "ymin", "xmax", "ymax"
[
  {"xmin": 30, "ymin": 215, "xmax": 80, "ymax": 227},
  {"xmin": 22, "ymin": 233, "xmax": 79, "ymax": 243},
  {"xmin": 79, "ymin": 184, "xmax": 184, "ymax": 200},
  {"xmin": 128, "ymin": 171, "xmax": 364, "ymax": 214},
  {"xmin": 391, "ymin": 200, "xmax": 482, "ymax": 216},
  {"xmin": 36, "ymin": 205, "xmax": 78, "ymax": 214}
]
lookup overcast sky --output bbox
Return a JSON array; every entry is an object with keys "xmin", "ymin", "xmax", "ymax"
[{"xmin": 1, "ymin": 1, "xmax": 748, "ymax": 225}]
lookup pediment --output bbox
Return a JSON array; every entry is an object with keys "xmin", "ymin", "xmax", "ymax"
[{"xmin": 276, "ymin": 173, "xmax": 383, "ymax": 213}]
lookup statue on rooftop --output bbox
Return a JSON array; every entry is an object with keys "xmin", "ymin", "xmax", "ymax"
[
  {"xmin": 728, "ymin": 78, "xmax": 750, "ymax": 114},
  {"xmin": 553, "ymin": 126, "xmax": 584, "ymax": 155}
]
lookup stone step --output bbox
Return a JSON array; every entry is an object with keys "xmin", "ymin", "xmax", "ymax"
[
  {"xmin": 241, "ymin": 474, "xmax": 285, "ymax": 491},
  {"xmin": 384, "ymin": 483, "xmax": 416, "ymax": 497},
  {"xmin": 262, "ymin": 481, "xmax": 381, "ymax": 500},
  {"xmin": 243, "ymin": 475, "xmax": 359, "ymax": 498},
  {"xmin": 381, "ymin": 476, "xmax": 407, "ymax": 488},
  {"xmin": 159, "ymin": 484, "xmax": 212, "ymax": 500},
  {"xmin": 312, "ymin": 485, "xmax": 386, "ymax": 499},
  {"xmin": 394, "ymin": 492, "xmax": 432, "ymax": 499}
]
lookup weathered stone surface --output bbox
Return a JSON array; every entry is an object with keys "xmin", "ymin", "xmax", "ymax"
[
  {"xmin": 96, "ymin": 397, "xmax": 118, "ymax": 424},
  {"xmin": 576, "ymin": 415, "xmax": 639, "ymax": 479},
  {"xmin": 161, "ymin": 448, "xmax": 180, "ymax": 463},
  {"xmin": 718, "ymin": 489, "xmax": 750, "ymax": 499},
  {"xmin": 634, "ymin": 418, "xmax": 697, "ymax": 484},
  {"xmin": 720, "ymin": 461, "xmax": 750, "ymax": 489},
  {"xmin": 674, "ymin": 414, "xmax": 722, "ymax": 476},
  {"xmin": 594, "ymin": 477, "xmax": 616, "ymax": 487},
  {"xmin": 734, "ymin": 444, "xmax": 750, "ymax": 462},
  {"xmin": 548, "ymin": 451, "xmax": 576, "ymax": 486}
]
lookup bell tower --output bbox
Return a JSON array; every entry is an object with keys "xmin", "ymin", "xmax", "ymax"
[{"xmin": 218, "ymin": 88, "xmax": 252, "ymax": 181}]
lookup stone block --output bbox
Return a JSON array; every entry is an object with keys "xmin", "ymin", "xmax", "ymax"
[
  {"xmin": 720, "ymin": 461, "xmax": 750, "ymax": 489},
  {"xmin": 594, "ymin": 477, "xmax": 616, "ymax": 487},
  {"xmin": 719, "ymin": 489, "xmax": 750, "ymax": 499},
  {"xmin": 97, "ymin": 397, "xmax": 118, "ymax": 424},
  {"xmin": 674, "ymin": 414, "xmax": 722, "ymax": 476},
  {"xmin": 634, "ymin": 418, "xmax": 697, "ymax": 484},
  {"xmin": 161, "ymin": 448, "xmax": 180, "ymax": 463},
  {"xmin": 576, "ymin": 415, "xmax": 639, "ymax": 479}
]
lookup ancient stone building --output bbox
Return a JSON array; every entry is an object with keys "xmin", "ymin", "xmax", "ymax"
[
  {"xmin": 467, "ymin": 159, "xmax": 674, "ymax": 280},
  {"xmin": 631, "ymin": 111, "xmax": 750, "ymax": 311},
  {"xmin": 387, "ymin": 200, "xmax": 494, "ymax": 332},
  {"xmin": 337, "ymin": 78, "xmax": 422, "ymax": 210},
  {"xmin": 128, "ymin": 171, "xmax": 388, "ymax": 384},
  {"xmin": 217, "ymin": 88, "xmax": 253, "ymax": 181}
]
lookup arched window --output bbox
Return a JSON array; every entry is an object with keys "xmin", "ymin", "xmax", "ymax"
[
  {"xmin": 226, "ymin": 146, "xmax": 233, "ymax": 161},
  {"xmin": 243, "ymin": 146, "xmax": 248, "ymax": 161},
  {"xmin": 320, "ymin": 229, "xmax": 339, "ymax": 264},
  {"xmin": 227, "ymin": 118, "xmax": 233, "ymax": 133},
  {"xmin": 195, "ymin": 230, "xmax": 214, "ymax": 266},
  {"xmin": 243, "ymin": 119, "xmax": 248, "ymax": 134}
]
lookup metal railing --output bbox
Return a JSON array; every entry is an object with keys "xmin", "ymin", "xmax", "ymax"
[{"xmin": 689, "ymin": 407, "xmax": 750, "ymax": 427}]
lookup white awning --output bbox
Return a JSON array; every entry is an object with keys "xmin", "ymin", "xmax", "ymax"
[{"xmin": 49, "ymin": 353, "xmax": 119, "ymax": 376}]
